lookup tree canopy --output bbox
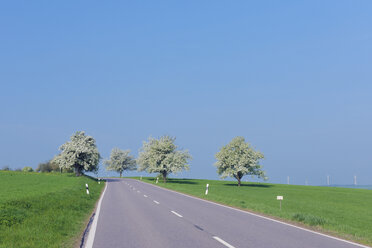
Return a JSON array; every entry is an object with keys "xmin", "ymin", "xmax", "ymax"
[
  {"xmin": 215, "ymin": 136, "xmax": 266, "ymax": 186},
  {"xmin": 137, "ymin": 136, "xmax": 191, "ymax": 183},
  {"xmin": 53, "ymin": 131, "xmax": 100, "ymax": 176},
  {"xmin": 104, "ymin": 148, "xmax": 136, "ymax": 177}
]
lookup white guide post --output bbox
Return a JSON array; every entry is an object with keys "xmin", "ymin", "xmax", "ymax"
[
  {"xmin": 205, "ymin": 184, "xmax": 209, "ymax": 195},
  {"xmin": 277, "ymin": 196, "xmax": 283, "ymax": 210},
  {"xmin": 156, "ymin": 177, "xmax": 159, "ymax": 184},
  {"xmin": 86, "ymin": 183, "xmax": 90, "ymax": 195}
]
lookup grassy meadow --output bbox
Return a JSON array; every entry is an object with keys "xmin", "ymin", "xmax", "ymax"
[
  {"xmin": 140, "ymin": 177, "xmax": 372, "ymax": 246},
  {"xmin": 0, "ymin": 171, "xmax": 104, "ymax": 248}
]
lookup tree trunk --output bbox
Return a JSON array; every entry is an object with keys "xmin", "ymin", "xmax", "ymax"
[
  {"xmin": 236, "ymin": 171, "xmax": 243, "ymax": 187},
  {"xmin": 234, "ymin": 174, "xmax": 241, "ymax": 187},
  {"xmin": 120, "ymin": 171, "xmax": 122, "ymax": 178},
  {"xmin": 74, "ymin": 165, "xmax": 82, "ymax": 176},
  {"xmin": 162, "ymin": 171, "xmax": 167, "ymax": 183}
]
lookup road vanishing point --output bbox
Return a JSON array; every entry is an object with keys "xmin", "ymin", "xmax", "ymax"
[{"xmin": 86, "ymin": 178, "xmax": 370, "ymax": 248}]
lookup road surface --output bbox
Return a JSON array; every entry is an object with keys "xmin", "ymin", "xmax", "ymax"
[{"xmin": 90, "ymin": 178, "xmax": 369, "ymax": 248}]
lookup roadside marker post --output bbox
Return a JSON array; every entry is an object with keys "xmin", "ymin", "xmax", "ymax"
[
  {"xmin": 156, "ymin": 177, "xmax": 159, "ymax": 184},
  {"xmin": 205, "ymin": 184, "xmax": 209, "ymax": 195},
  {"xmin": 277, "ymin": 196, "xmax": 283, "ymax": 210},
  {"xmin": 98, "ymin": 178, "xmax": 100, "ymax": 184},
  {"xmin": 86, "ymin": 184, "xmax": 90, "ymax": 195}
]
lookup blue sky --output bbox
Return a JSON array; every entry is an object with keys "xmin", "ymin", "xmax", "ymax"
[{"xmin": 1, "ymin": 1, "xmax": 371, "ymax": 185}]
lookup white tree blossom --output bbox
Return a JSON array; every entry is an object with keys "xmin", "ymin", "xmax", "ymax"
[
  {"xmin": 215, "ymin": 136, "xmax": 266, "ymax": 186},
  {"xmin": 53, "ymin": 131, "xmax": 100, "ymax": 176},
  {"xmin": 104, "ymin": 148, "xmax": 136, "ymax": 177},
  {"xmin": 137, "ymin": 136, "xmax": 191, "ymax": 183}
]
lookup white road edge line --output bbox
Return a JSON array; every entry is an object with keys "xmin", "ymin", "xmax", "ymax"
[
  {"xmin": 171, "ymin": 211, "xmax": 183, "ymax": 218},
  {"xmin": 213, "ymin": 236, "xmax": 236, "ymax": 248},
  {"xmin": 85, "ymin": 181, "xmax": 108, "ymax": 248},
  {"xmin": 144, "ymin": 195, "xmax": 148, "ymax": 197},
  {"xmin": 153, "ymin": 200, "xmax": 160, "ymax": 204},
  {"xmin": 134, "ymin": 179, "xmax": 371, "ymax": 248}
]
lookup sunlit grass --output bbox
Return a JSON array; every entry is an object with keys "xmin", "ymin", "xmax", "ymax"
[
  {"xmin": 140, "ymin": 177, "xmax": 372, "ymax": 246},
  {"xmin": 0, "ymin": 171, "xmax": 104, "ymax": 248}
]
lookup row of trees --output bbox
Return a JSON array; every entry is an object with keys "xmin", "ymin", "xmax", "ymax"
[
  {"xmin": 36, "ymin": 160, "xmax": 74, "ymax": 173},
  {"xmin": 1, "ymin": 166, "xmax": 33, "ymax": 172},
  {"xmin": 105, "ymin": 136, "xmax": 191, "ymax": 183},
  {"xmin": 1, "ymin": 162, "xmax": 69, "ymax": 173},
  {"xmin": 51, "ymin": 131, "xmax": 267, "ymax": 186}
]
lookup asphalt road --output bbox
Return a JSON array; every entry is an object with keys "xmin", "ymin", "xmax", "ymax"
[{"xmin": 91, "ymin": 178, "xmax": 369, "ymax": 248}]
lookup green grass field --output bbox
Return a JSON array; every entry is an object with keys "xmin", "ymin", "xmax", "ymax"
[
  {"xmin": 140, "ymin": 177, "xmax": 372, "ymax": 246},
  {"xmin": 0, "ymin": 171, "xmax": 104, "ymax": 248}
]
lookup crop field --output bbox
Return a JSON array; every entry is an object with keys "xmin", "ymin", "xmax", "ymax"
[
  {"xmin": 140, "ymin": 177, "xmax": 372, "ymax": 246},
  {"xmin": 0, "ymin": 171, "xmax": 104, "ymax": 248}
]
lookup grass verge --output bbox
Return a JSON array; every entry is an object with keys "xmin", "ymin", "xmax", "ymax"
[
  {"xmin": 0, "ymin": 171, "xmax": 104, "ymax": 248},
  {"xmin": 138, "ymin": 177, "xmax": 372, "ymax": 246}
]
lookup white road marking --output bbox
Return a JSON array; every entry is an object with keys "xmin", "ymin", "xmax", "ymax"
[
  {"xmin": 135, "ymin": 179, "xmax": 371, "ymax": 248},
  {"xmin": 137, "ymin": 190, "xmax": 140, "ymax": 193},
  {"xmin": 153, "ymin": 200, "xmax": 160, "ymax": 204},
  {"xmin": 84, "ymin": 182, "xmax": 108, "ymax": 248},
  {"xmin": 171, "ymin": 211, "xmax": 183, "ymax": 218},
  {"xmin": 213, "ymin": 236, "xmax": 236, "ymax": 248},
  {"xmin": 144, "ymin": 195, "xmax": 148, "ymax": 197}
]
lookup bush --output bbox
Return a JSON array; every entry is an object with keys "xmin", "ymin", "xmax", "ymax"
[
  {"xmin": 36, "ymin": 160, "xmax": 72, "ymax": 173},
  {"xmin": 36, "ymin": 161, "xmax": 60, "ymax": 173},
  {"xmin": 22, "ymin": 166, "xmax": 34, "ymax": 172},
  {"xmin": 1, "ymin": 166, "xmax": 11, "ymax": 171}
]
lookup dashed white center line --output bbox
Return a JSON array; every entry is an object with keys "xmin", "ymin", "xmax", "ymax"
[
  {"xmin": 153, "ymin": 200, "xmax": 160, "ymax": 204},
  {"xmin": 213, "ymin": 236, "xmax": 235, "ymax": 248},
  {"xmin": 144, "ymin": 195, "xmax": 148, "ymax": 197},
  {"xmin": 137, "ymin": 190, "xmax": 140, "ymax": 193},
  {"xmin": 171, "ymin": 211, "xmax": 183, "ymax": 218}
]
